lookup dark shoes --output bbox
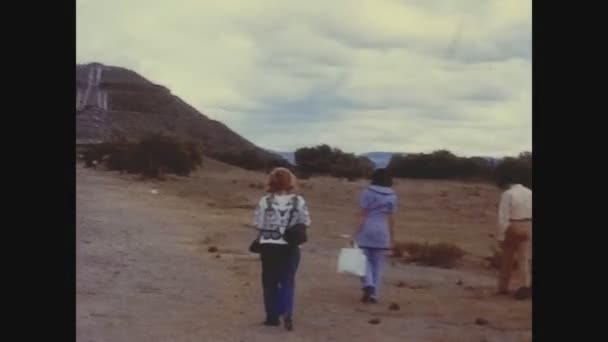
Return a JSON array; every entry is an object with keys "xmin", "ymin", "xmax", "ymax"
[
  {"xmin": 262, "ymin": 319, "xmax": 280, "ymax": 326},
  {"xmin": 495, "ymin": 287, "xmax": 532, "ymax": 300},
  {"xmin": 284, "ymin": 317, "xmax": 294, "ymax": 331},
  {"xmin": 361, "ymin": 286, "xmax": 377, "ymax": 304},
  {"xmin": 263, "ymin": 317, "xmax": 294, "ymax": 331}
]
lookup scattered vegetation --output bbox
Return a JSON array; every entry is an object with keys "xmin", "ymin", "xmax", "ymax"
[
  {"xmin": 393, "ymin": 241, "xmax": 466, "ymax": 269},
  {"xmin": 81, "ymin": 133, "xmax": 204, "ymax": 179},
  {"xmin": 212, "ymin": 150, "xmax": 291, "ymax": 171},
  {"xmin": 387, "ymin": 150, "xmax": 532, "ymax": 188}
]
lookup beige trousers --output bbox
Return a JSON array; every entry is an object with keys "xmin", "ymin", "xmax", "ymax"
[{"xmin": 498, "ymin": 221, "xmax": 532, "ymax": 292}]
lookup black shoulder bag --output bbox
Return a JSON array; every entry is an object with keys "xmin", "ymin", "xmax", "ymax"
[{"xmin": 283, "ymin": 195, "xmax": 308, "ymax": 246}]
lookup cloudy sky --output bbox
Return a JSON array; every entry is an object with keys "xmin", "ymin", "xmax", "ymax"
[{"xmin": 77, "ymin": 0, "xmax": 531, "ymax": 157}]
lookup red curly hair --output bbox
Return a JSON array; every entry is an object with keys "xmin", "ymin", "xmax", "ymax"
[{"xmin": 266, "ymin": 167, "xmax": 297, "ymax": 193}]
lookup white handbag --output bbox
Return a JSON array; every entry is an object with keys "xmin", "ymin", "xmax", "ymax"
[{"xmin": 337, "ymin": 243, "xmax": 367, "ymax": 277}]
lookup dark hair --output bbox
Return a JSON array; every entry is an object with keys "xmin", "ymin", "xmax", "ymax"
[{"xmin": 371, "ymin": 168, "xmax": 393, "ymax": 187}]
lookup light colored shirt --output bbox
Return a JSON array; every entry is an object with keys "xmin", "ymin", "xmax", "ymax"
[
  {"xmin": 253, "ymin": 193, "xmax": 311, "ymax": 245},
  {"xmin": 497, "ymin": 184, "xmax": 532, "ymax": 241},
  {"xmin": 356, "ymin": 185, "xmax": 398, "ymax": 249}
]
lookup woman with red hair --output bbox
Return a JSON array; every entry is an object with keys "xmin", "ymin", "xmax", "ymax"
[{"xmin": 253, "ymin": 167, "xmax": 311, "ymax": 331}]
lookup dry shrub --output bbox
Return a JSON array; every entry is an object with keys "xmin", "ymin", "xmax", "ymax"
[
  {"xmin": 468, "ymin": 188, "xmax": 482, "ymax": 197},
  {"xmin": 129, "ymin": 133, "xmax": 202, "ymax": 178},
  {"xmin": 83, "ymin": 134, "xmax": 203, "ymax": 179},
  {"xmin": 248, "ymin": 182, "xmax": 265, "ymax": 190},
  {"xmin": 395, "ymin": 241, "xmax": 466, "ymax": 269},
  {"xmin": 228, "ymin": 204, "xmax": 257, "ymax": 210},
  {"xmin": 299, "ymin": 181, "xmax": 313, "ymax": 189},
  {"xmin": 391, "ymin": 242, "xmax": 413, "ymax": 258}
]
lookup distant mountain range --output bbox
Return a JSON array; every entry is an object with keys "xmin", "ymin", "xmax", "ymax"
[
  {"xmin": 271, "ymin": 151, "xmax": 498, "ymax": 169},
  {"xmin": 270, "ymin": 151, "xmax": 397, "ymax": 168}
]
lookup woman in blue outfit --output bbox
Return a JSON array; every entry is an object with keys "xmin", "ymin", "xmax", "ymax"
[{"xmin": 352, "ymin": 168, "xmax": 398, "ymax": 303}]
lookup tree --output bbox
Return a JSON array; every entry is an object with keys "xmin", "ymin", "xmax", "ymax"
[
  {"xmin": 294, "ymin": 144, "xmax": 374, "ymax": 180},
  {"xmin": 126, "ymin": 133, "xmax": 203, "ymax": 178}
]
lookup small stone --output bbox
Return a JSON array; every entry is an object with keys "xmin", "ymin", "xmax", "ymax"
[
  {"xmin": 215, "ymin": 254, "xmax": 221, "ymax": 259},
  {"xmin": 208, "ymin": 246, "xmax": 218, "ymax": 253},
  {"xmin": 388, "ymin": 303, "xmax": 400, "ymax": 311},
  {"xmin": 475, "ymin": 318, "xmax": 489, "ymax": 326},
  {"xmin": 368, "ymin": 318, "xmax": 381, "ymax": 325},
  {"xmin": 396, "ymin": 281, "xmax": 406, "ymax": 288},
  {"xmin": 457, "ymin": 280, "xmax": 464, "ymax": 286}
]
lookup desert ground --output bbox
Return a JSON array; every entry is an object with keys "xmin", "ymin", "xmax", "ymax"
[{"xmin": 76, "ymin": 158, "xmax": 531, "ymax": 342}]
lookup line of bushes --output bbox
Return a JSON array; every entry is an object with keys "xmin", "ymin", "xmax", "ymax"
[
  {"xmin": 387, "ymin": 150, "xmax": 531, "ymax": 188},
  {"xmin": 210, "ymin": 150, "xmax": 292, "ymax": 172}
]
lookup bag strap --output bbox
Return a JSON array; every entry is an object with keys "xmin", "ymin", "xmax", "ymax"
[
  {"xmin": 257, "ymin": 194, "xmax": 299, "ymax": 236},
  {"xmin": 285, "ymin": 195, "xmax": 300, "ymax": 228}
]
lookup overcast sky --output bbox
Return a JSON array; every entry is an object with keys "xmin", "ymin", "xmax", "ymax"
[{"xmin": 77, "ymin": 0, "xmax": 531, "ymax": 157}]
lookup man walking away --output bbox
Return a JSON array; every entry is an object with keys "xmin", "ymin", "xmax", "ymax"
[{"xmin": 496, "ymin": 174, "xmax": 532, "ymax": 299}]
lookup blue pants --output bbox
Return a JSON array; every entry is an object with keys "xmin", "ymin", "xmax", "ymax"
[
  {"xmin": 360, "ymin": 248, "xmax": 386, "ymax": 299},
  {"xmin": 260, "ymin": 245, "xmax": 300, "ymax": 321}
]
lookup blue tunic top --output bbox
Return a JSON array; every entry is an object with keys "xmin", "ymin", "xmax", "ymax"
[{"xmin": 356, "ymin": 185, "xmax": 398, "ymax": 249}]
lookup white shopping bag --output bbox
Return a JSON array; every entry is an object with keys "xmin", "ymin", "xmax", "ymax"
[{"xmin": 337, "ymin": 245, "xmax": 367, "ymax": 277}]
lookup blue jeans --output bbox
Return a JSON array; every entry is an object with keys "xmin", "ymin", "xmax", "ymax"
[
  {"xmin": 360, "ymin": 248, "xmax": 386, "ymax": 299},
  {"xmin": 260, "ymin": 245, "xmax": 300, "ymax": 321}
]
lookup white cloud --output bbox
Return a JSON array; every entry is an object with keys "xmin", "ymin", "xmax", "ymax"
[{"xmin": 77, "ymin": 0, "xmax": 531, "ymax": 157}]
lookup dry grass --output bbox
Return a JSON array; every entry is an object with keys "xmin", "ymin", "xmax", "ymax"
[
  {"xmin": 393, "ymin": 241, "xmax": 467, "ymax": 269},
  {"xmin": 77, "ymin": 160, "xmax": 531, "ymax": 341}
]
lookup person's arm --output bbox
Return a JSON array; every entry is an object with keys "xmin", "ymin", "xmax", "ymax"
[
  {"xmin": 296, "ymin": 196, "xmax": 312, "ymax": 226},
  {"xmin": 497, "ymin": 192, "xmax": 511, "ymax": 242},
  {"xmin": 388, "ymin": 214, "xmax": 395, "ymax": 248},
  {"xmin": 254, "ymin": 197, "xmax": 265, "ymax": 229},
  {"xmin": 352, "ymin": 208, "xmax": 367, "ymax": 246},
  {"xmin": 387, "ymin": 195, "xmax": 398, "ymax": 248},
  {"xmin": 356, "ymin": 208, "xmax": 367, "ymax": 232}
]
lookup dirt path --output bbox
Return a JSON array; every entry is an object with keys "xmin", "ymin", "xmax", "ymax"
[{"xmin": 76, "ymin": 167, "xmax": 531, "ymax": 342}]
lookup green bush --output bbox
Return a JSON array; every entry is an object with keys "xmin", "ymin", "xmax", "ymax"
[
  {"xmin": 127, "ymin": 133, "xmax": 202, "ymax": 178},
  {"xmin": 386, "ymin": 150, "xmax": 531, "ymax": 186},
  {"xmin": 294, "ymin": 144, "xmax": 374, "ymax": 180},
  {"xmin": 85, "ymin": 133, "xmax": 204, "ymax": 178}
]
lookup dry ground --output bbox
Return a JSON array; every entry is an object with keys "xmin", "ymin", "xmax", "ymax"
[{"xmin": 76, "ymin": 159, "xmax": 531, "ymax": 342}]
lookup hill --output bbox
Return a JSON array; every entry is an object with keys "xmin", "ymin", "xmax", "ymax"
[{"xmin": 76, "ymin": 62, "xmax": 288, "ymax": 169}]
